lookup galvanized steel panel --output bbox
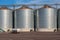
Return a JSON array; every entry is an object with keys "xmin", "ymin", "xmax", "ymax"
[
  {"xmin": 0, "ymin": 10, "xmax": 13, "ymax": 30},
  {"xmin": 58, "ymin": 9, "xmax": 60, "ymax": 28},
  {"xmin": 36, "ymin": 8, "xmax": 57, "ymax": 29},
  {"xmin": 15, "ymin": 9, "xmax": 34, "ymax": 29}
]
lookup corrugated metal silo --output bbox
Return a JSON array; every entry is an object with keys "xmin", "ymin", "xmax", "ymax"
[
  {"xmin": 35, "ymin": 5, "xmax": 57, "ymax": 32},
  {"xmin": 15, "ymin": 6, "xmax": 34, "ymax": 32},
  {"xmin": 57, "ymin": 9, "xmax": 60, "ymax": 31},
  {"xmin": 0, "ymin": 7, "xmax": 13, "ymax": 32}
]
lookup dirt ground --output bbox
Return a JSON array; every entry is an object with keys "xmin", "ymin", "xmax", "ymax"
[{"xmin": 0, "ymin": 32, "xmax": 60, "ymax": 40}]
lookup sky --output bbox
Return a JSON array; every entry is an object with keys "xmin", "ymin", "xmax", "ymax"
[
  {"xmin": 0, "ymin": 0, "xmax": 60, "ymax": 5},
  {"xmin": 15, "ymin": 0, "xmax": 60, "ymax": 4},
  {"xmin": 0, "ymin": 0, "xmax": 60, "ymax": 9}
]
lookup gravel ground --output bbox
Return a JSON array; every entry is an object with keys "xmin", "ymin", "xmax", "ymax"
[{"xmin": 0, "ymin": 32, "xmax": 60, "ymax": 40}]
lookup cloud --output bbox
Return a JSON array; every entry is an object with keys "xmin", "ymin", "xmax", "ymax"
[
  {"xmin": 27, "ymin": 0, "xmax": 57, "ymax": 4},
  {"xmin": 15, "ymin": 0, "xmax": 59, "ymax": 4},
  {"xmin": 0, "ymin": 0, "xmax": 60, "ymax": 5}
]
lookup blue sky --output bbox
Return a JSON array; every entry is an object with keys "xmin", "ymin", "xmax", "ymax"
[
  {"xmin": 0, "ymin": 0, "xmax": 60, "ymax": 5},
  {"xmin": 0, "ymin": 0, "xmax": 60, "ymax": 9}
]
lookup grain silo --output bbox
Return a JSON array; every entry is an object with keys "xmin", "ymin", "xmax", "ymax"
[
  {"xmin": 35, "ymin": 5, "xmax": 57, "ymax": 32},
  {"xmin": 15, "ymin": 5, "xmax": 34, "ymax": 32},
  {"xmin": 0, "ymin": 7, "xmax": 13, "ymax": 32}
]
